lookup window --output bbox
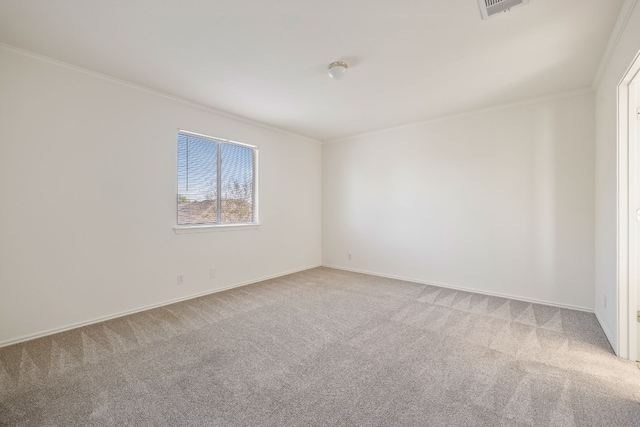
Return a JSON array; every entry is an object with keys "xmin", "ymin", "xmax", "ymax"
[{"xmin": 177, "ymin": 131, "xmax": 257, "ymax": 227}]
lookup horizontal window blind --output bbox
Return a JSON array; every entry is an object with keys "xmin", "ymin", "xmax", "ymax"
[{"xmin": 177, "ymin": 131, "xmax": 256, "ymax": 226}]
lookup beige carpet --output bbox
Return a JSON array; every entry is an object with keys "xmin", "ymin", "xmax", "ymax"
[{"xmin": 1, "ymin": 267, "xmax": 639, "ymax": 426}]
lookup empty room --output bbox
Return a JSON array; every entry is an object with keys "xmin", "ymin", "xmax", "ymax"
[{"xmin": 1, "ymin": 0, "xmax": 640, "ymax": 425}]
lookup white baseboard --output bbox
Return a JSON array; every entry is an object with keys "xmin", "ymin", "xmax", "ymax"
[
  {"xmin": 594, "ymin": 310, "xmax": 617, "ymax": 355},
  {"xmin": 322, "ymin": 264, "xmax": 595, "ymax": 313},
  {"xmin": 0, "ymin": 264, "xmax": 322, "ymax": 348},
  {"xmin": 4, "ymin": 263, "xmax": 600, "ymax": 348}
]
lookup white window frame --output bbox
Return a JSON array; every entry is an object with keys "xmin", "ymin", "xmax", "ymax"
[{"xmin": 174, "ymin": 130, "xmax": 259, "ymax": 233}]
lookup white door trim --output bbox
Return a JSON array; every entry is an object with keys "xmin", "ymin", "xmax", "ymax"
[{"xmin": 617, "ymin": 50, "xmax": 640, "ymax": 361}]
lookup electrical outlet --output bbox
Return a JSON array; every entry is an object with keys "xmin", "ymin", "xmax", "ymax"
[
  {"xmin": 210, "ymin": 268, "xmax": 217, "ymax": 278},
  {"xmin": 177, "ymin": 274, "xmax": 184, "ymax": 285},
  {"xmin": 348, "ymin": 252, "xmax": 352, "ymax": 260}
]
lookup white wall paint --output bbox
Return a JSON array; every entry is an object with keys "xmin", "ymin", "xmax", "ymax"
[
  {"xmin": 323, "ymin": 93, "xmax": 595, "ymax": 310},
  {"xmin": 594, "ymin": 0, "xmax": 640, "ymax": 354},
  {"xmin": 0, "ymin": 48, "xmax": 322, "ymax": 345}
]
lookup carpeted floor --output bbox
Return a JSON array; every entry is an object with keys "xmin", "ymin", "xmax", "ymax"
[{"xmin": 1, "ymin": 267, "xmax": 639, "ymax": 426}]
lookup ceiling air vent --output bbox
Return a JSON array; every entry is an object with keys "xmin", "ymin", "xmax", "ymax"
[{"xmin": 478, "ymin": 0, "xmax": 530, "ymax": 20}]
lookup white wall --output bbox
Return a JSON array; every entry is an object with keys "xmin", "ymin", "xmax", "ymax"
[
  {"xmin": 323, "ymin": 92, "xmax": 595, "ymax": 310},
  {"xmin": 0, "ymin": 47, "xmax": 322, "ymax": 346},
  {"xmin": 594, "ymin": 0, "xmax": 640, "ymax": 354}
]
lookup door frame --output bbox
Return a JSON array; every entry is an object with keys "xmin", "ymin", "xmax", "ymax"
[{"xmin": 617, "ymin": 50, "xmax": 640, "ymax": 361}]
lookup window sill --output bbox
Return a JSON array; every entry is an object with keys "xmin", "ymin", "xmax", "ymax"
[{"xmin": 173, "ymin": 223, "xmax": 260, "ymax": 234}]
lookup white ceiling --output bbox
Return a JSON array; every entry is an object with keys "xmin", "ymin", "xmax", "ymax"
[{"xmin": 0, "ymin": 0, "xmax": 625, "ymax": 141}]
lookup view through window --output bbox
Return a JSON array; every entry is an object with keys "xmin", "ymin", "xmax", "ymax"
[{"xmin": 177, "ymin": 131, "xmax": 257, "ymax": 226}]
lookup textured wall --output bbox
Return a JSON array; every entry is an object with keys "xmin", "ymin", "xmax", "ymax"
[
  {"xmin": 323, "ymin": 93, "xmax": 595, "ymax": 311},
  {"xmin": 0, "ymin": 47, "xmax": 322, "ymax": 345},
  {"xmin": 594, "ymin": 0, "xmax": 640, "ymax": 355}
]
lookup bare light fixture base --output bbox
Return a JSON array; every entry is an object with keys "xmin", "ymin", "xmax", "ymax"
[{"xmin": 328, "ymin": 61, "xmax": 348, "ymax": 80}]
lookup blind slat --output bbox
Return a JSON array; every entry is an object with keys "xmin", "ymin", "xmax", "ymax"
[{"xmin": 177, "ymin": 132, "xmax": 256, "ymax": 226}]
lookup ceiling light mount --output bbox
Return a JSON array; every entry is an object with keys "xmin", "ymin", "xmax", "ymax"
[{"xmin": 328, "ymin": 61, "xmax": 348, "ymax": 80}]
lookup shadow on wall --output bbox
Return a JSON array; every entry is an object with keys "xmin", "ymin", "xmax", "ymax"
[{"xmin": 322, "ymin": 92, "xmax": 595, "ymax": 309}]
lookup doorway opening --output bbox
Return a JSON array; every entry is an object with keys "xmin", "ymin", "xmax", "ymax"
[{"xmin": 617, "ymin": 50, "xmax": 640, "ymax": 361}]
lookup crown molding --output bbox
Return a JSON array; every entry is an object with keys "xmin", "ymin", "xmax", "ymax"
[
  {"xmin": 592, "ymin": 0, "xmax": 639, "ymax": 89},
  {"xmin": 324, "ymin": 87, "xmax": 594, "ymax": 144},
  {"xmin": 0, "ymin": 42, "xmax": 321, "ymax": 145}
]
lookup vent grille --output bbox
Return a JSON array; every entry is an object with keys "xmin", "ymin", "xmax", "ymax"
[{"xmin": 478, "ymin": 0, "xmax": 529, "ymax": 20}]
